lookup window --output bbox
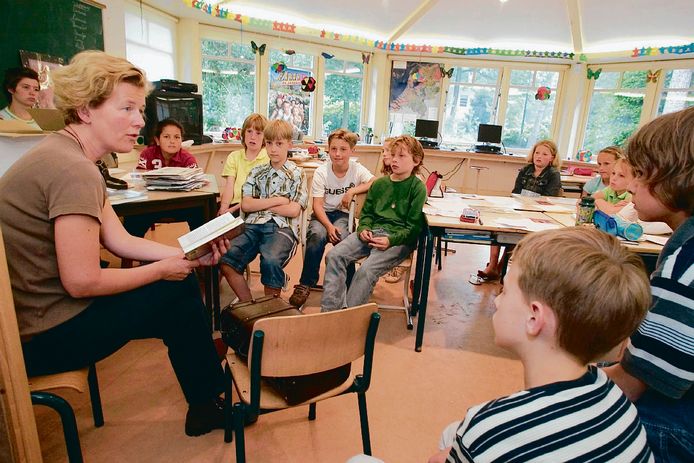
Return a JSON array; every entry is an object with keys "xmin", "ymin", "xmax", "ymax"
[
  {"xmin": 502, "ymin": 70, "xmax": 559, "ymax": 149},
  {"xmin": 124, "ymin": 4, "xmax": 176, "ymax": 82},
  {"xmin": 268, "ymin": 49, "xmax": 314, "ymax": 136},
  {"xmin": 201, "ymin": 40, "xmax": 256, "ymax": 133},
  {"xmin": 322, "ymin": 58, "xmax": 363, "ymax": 136},
  {"xmin": 582, "ymin": 70, "xmax": 647, "ymax": 154},
  {"xmin": 657, "ymin": 68, "xmax": 694, "ymax": 116},
  {"xmin": 442, "ymin": 67, "xmax": 500, "ymax": 145}
]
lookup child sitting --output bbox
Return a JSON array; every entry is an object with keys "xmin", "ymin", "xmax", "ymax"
[
  {"xmin": 288, "ymin": 129, "xmax": 374, "ymax": 307},
  {"xmin": 594, "ymin": 158, "xmax": 633, "ymax": 215},
  {"xmin": 220, "ymin": 120, "xmax": 307, "ymax": 302},
  {"xmin": 320, "ymin": 135, "xmax": 426, "ymax": 312},
  {"xmin": 219, "ymin": 113, "xmax": 269, "ymax": 216},
  {"xmin": 430, "ymin": 227, "xmax": 653, "ymax": 462},
  {"xmin": 124, "ymin": 118, "xmax": 203, "ymax": 237},
  {"xmin": 582, "ymin": 145, "xmax": 623, "ymax": 197}
]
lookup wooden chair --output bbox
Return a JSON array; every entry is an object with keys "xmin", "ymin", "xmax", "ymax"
[
  {"xmin": 348, "ymin": 194, "xmax": 415, "ymax": 329},
  {"xmin": 0, "ymin": 229, "xmax": 104, "ymax": 463},
  {"xmin": 223, "ymin": 303, "xmax": 381, "ymax": 462}
]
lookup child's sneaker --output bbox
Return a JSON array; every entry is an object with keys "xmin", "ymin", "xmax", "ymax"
[
  {"xmin": 384, "ymin": 266, "xmax": 405, "ymax": 283},
  {"xmin": 289, "ymin": 284, "xmax": 310, "ymax": 307}
]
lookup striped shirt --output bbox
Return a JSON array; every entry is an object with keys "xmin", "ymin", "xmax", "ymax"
[
  {"xmin": 241, "ymin": 160, "xmax": 308, "ymax": 238},
  {"xmin": 447, "ymin": 366, "xmax": 653, "ymax": 462},
  {"xmin": 622, "ymin": 215, "xmax": 694, "ymax": 399}
]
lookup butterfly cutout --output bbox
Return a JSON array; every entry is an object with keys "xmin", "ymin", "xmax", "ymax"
[
  {"xmin": 285, "ymin": 49, "xmax": 296, "ymax": 55},
  {"xmin": 361, "ymin": 52, "xmax": 371, "ymax": 64},
  {"xmin": 271, "ymin": 62, "xmax": 286, "ymax": 73},
  {"xmin": 440, "ymin": 66, "xmax": 454, "ymax": 78},
  {"xmin": 251, "ymin": 41, "xmax": 266, "ymax": 56},
  {"xmin": 321, "ymin": 52, "xmax": 335, "ymax": 60},
  {"xmin": 301, "ymin": 76, "xmax": 316, "ymax": 92},
  {"xmin": 587, "ymin": 67, "xmax": 602, "ymax": 80},
  {"xmin": 647, "ymin": 69, "xmax": 661, "ymax": 83}
]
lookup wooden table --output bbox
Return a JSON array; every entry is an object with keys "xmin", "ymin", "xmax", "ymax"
[{"xmin": 111, "ymin": 176, "xmax": 222, "ymax": 329}]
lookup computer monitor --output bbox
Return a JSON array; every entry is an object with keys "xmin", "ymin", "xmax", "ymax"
[
  {"xmin": 415, "ymin": 119, "xmax": 439, "ymax": 140},
  {"xmin": 477, "ymin": 124, "xmax": 502, "ymax": 144},
  {"xmin": 143, "ymin": 90, "xmax": 204, "ymax": 145}
]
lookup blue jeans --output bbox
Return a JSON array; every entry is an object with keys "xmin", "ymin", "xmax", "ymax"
[
  {"xmin": 320, "ymin": 231, "xmax": 413, "ymax": 312},
  {"xmin": 300, "ymin": 211, "xmax": 352, "ymax": 287},
  {"xmin": 220, "ymin": 222, "xmax": 297, "ymax": 289},
  {"xmin": 635, "ymin": 390, "xmax": 694, "ymax": 462}
]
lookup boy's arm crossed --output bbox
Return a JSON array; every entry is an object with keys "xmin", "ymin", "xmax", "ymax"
[{"xmin": 241, "ymin": 195, "xmax": 288, "ymax": 213}]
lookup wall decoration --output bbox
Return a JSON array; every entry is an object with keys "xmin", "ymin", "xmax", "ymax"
[
  {"xmin": 535, "ymin": 86, "xmax": 551, "ymax": 100},
  {"xmin": 587, "ymin": 68, "xmax": 602, "ymax": 80},
  {"xmin": 439, "ymin": 66, "xmax": 454, "ymax": 78},
  {"xmin": 361, "ymin": 52, "xmax": 371, "ymax": 64},
  {"xmin": 222, "ymin": 127, "xmax": 241, "ymax": 140},
  {"xmin": 250, "ymin": 40, "xmax": 266, "ymax": 56},
  {"xmin": 321, "ymin": 52, "xmax": 334, "ymax": 60},
  {"xmin": 389, "ymin": 61, "xmax": 442, "ymax": 119},
  {"xmin": 301, "ymin": 76, "xmax": 316, "ymax": 92},
  {"xmin": 271, "ymin": 62, "xmax": 286, "ymax": 73},
  {"xmin": 268, "ymin": 65, "xmax": 311, "ymax": 134},
  {"xmin": 646, "ymin": 69, "xmax": 661, "ymax": 83},
  {"xmin": 19, "ymin": 50, "xmax": 63, "ymax": 109},
  {"xmin": 285, "ymin": 49, "xmax": 296, "ymax": 55}
]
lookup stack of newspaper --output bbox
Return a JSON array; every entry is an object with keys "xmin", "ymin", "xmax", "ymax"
[{"xmin": 141, "ymin": 167, "xmax": 208, "ymax": 191}]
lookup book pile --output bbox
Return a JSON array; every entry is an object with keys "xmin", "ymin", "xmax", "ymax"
[{"xmin": 141, "ymin": 167, "xmax": 208, "ymax": 191}]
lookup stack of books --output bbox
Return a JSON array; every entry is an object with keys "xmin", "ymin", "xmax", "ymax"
[{"xmin": 141, "ymin": 167, "xmax": 208, "ymax": 191}]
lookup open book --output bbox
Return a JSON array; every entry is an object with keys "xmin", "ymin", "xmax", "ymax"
[{"xmin": 178, "ymin": 212, "xmax": 245, "ymax": 260}]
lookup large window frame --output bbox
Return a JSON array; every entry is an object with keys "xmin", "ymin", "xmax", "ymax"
[{"xmin": 124, "ymin": 1, "xmax": 177, "ymax": 82}]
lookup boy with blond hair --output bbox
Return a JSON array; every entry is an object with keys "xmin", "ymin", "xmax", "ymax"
[
  {"xmin": 289, "ymin": 129, "xmax": 374, "ymax": 307},
  {"xmin": 430, "ymin": 227, "xmax": 653, "ymax": 462},
  {"xmin": 605, "ymin": 106, "xmax": 694, "ymax": 462},
  {"xmin": 320, "ymin": 135, "xmax": 426, "ymax": 311},
  {"xmin": 220, "ymin": 120, "xmax": 307, "ymax": 302}
]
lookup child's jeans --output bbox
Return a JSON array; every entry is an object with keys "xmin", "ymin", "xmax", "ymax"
[
  {"xmin": 300, "ymin": 210, "xmax": 351, "ymax": 287},
  {"xmin": 635, "ymin": 390, "xmax": 694, "ymax": 463},
  {"xmin": 320, "ymin": 231, "xmax": 413, "ymax": 312},
  {"xmin": 220, "ymin": 222, "xmax": 297, "ymax": 289}
]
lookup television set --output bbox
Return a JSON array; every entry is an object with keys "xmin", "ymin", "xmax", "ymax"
[
  {"xmin": 477, "ymin": 124, "xmax": 502, "ymax": 144},
  {"xmin": 142, "ymin": 90, "xmax": 205, "ymax": 145},
  {"xmin": 414, "ymin": 119, "xmax": 439, "ymax": 139}
]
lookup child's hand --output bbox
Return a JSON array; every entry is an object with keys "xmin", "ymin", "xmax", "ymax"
[
  {"xmin": 340, "ymin": 189, "xmax": 354, "ymax": 210},
  {"xmin": 615, "ymin": 200, "xmax": 629, "ymax": 208},
  {"xmin": 428, "ymin": 448, "xmax": 452, "ymax": 463},
  {"xmin": 369, "ymin": 236, "xmax": 390, "ymax": 250},
  {"xmin": 359, "ymin": 229, "xmax": 373, "ymax": 242},
  {"xmin": 327, "ymin": 224, "xmax": 341, "ymax": 244}
]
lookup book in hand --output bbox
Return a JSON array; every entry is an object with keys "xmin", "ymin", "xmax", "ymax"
[{"xmin": 177, "ymin": 212, "xmax": 245, "ymax": 260}]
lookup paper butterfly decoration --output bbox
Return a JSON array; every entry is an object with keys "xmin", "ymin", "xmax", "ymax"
[
  {"xmin": 301, "ymin": 76, "xmax": 316, "ymax": 92},
  {"xmin": 587, "ymin": 67, "xmax": 602, "ymax": 80},
  {"xmin": 647, "ymin": 69, "xmax": 662, "ymax": 83},
  {"xmin": 535, "ymin": 86, "xmax": 551, "ymax": 100},
  {"xmin": 321, "ymin": 52, "xmax": 335, "ymax": 60},
  {"xmin": 222, "ymin": 127, "xmax": 241, "ymax": 141},
  {"xmin": 439, "ymin": 66, "xmax": 454, "ymax": 78},
  {"xmin": 285, "ymin": 49, "xmax": 296, "ymax": 55},
  {"xmin": 271, "ymin": 62, "xmax": 286, "ymax": 73},
  {"xmin": 361, "ymin": 52, "xmax": 371, "ymax": 64},
  {"xmin": 251, "ymin": 41, "xmax": 266, "ymax": 56}
]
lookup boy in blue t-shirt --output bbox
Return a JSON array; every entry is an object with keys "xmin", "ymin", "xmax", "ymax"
[{"xmin": 220, "ymin": 120, "xmax": 307, "ymax": 302}]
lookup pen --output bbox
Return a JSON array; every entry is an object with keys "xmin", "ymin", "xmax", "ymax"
[{"xmin": 478, "ymin": 217, "xmax": 484, "ymax": 226}]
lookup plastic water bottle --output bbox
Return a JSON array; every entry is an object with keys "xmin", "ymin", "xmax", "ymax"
[{"xmin": 576, "ymin": 196, "xmax": 596, "ymax": 226}]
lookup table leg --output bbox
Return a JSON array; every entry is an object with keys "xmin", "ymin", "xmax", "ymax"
[
  {"xmin": 414, "ymin": 229, "xmax": 435, "ymax": 352},
  {"xmin": 411, "ymin": 230, "xmax": 427, "ymax": 317}
]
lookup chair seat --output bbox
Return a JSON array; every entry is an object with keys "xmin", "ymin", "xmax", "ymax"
[
  {"xmin": 28, "ymin": 369, "xmax": 89, "ymax": 394},
  {"xmin": 226, "ymin": 353, "xmax": 355, "ymax": 410}
]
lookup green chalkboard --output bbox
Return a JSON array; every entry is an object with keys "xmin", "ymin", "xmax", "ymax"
[{"xmin": 0, "ymin": 0, "xmax": 104, "ymax": 106}]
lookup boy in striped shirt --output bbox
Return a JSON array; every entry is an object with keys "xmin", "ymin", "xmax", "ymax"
[
  {"xmin": 604, "ymin": 106, "xmax": 694, "ymax": 462},
  {"xmin": 431, "ymin": 227, "xmax": 653, "ymax": 463}
]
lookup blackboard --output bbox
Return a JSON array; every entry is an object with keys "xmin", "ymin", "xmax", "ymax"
[{"xmin": 0, "ymin": 0, "xmax": 104, "ymax": 107}]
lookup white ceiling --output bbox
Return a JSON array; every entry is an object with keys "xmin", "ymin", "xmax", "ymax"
[{"xmin": 150, "ymin": 0, "xmax": 694, "ymax": 55}]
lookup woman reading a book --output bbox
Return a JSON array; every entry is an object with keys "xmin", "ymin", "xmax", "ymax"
[{"xmin": 0, "ymin": 51, "xmax": 229, "ymax": 437}]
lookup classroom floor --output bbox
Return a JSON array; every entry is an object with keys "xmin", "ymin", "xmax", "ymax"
[{"xmin": 34, "ymin": 223, "xmax": 523, "ymax": 463}]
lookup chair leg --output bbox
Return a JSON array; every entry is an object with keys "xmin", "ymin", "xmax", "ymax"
[
  {"xmin": 357, "ymin": 392, "xmax": 372, "ymax": 456},
  {"xmin": 233, "ymin": 402, "xmax": 247, "ymax": 463},
  {"xmin": 32, "ymin": 391, "xmax": 84, "ymax": 463},
  {"xmin": 87, "ymin": 364, "xmax": 104, "ymax": 427},
  {"xmin": 308, "ymin": 402, "xmax": 316, "ymax": 420}
]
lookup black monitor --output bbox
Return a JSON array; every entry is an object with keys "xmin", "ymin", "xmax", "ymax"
[
  {"xmin": 415, "ymin": 119, "xmax": 439, "ymax": 139},
  {"xmin": 477, "ymin": 124, "xmax": 502, "ymax": 144},
  {"xmin": 143, "ymin": 90, "xmax": 204, "ymax": 145}
]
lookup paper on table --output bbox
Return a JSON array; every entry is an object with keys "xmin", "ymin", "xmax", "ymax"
[
  {"xmin": 492, "ymin": 217, "xmax": 562, "ymax": 232},
  {"xmin": 643, "ymin": 234, "xmax": 668, "ymax": 246},
  {"xmin": 422, "ymin": 205, "xmax": 460, "ymax": 218}
]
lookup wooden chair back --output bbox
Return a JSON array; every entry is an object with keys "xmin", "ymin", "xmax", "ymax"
[
  {"xmin": 250, "ymin": 303, "xmax": 378, "ymax": 378},
  {"xmin": 0, "ymin": 228, "xmax": 42, "ymax": 462}
]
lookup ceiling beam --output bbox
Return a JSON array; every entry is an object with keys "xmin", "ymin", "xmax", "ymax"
[
  {"xmin": 565, "ymin": 0, "xmax": 584, "ymax": 53},
  {"xmin": 387, "ymin": 0, "xmax": 439, "ymax": 43}
]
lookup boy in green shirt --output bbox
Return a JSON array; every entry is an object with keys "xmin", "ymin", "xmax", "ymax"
[{"xmin": 320, "ymin": 135, "xmax": 426, "ymax": 311}]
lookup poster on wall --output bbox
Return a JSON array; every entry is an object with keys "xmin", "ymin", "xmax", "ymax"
[
  {"xmin": 19, "ymin": 50, "xmax": 64, "ymax": 109},
  {"xmin": 268, "ymin": 66, "xmax": 312, "ymax": 135},
  {"xmin": 388, "ymin": 61, "xmax": 443, "ymax": 136}
]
